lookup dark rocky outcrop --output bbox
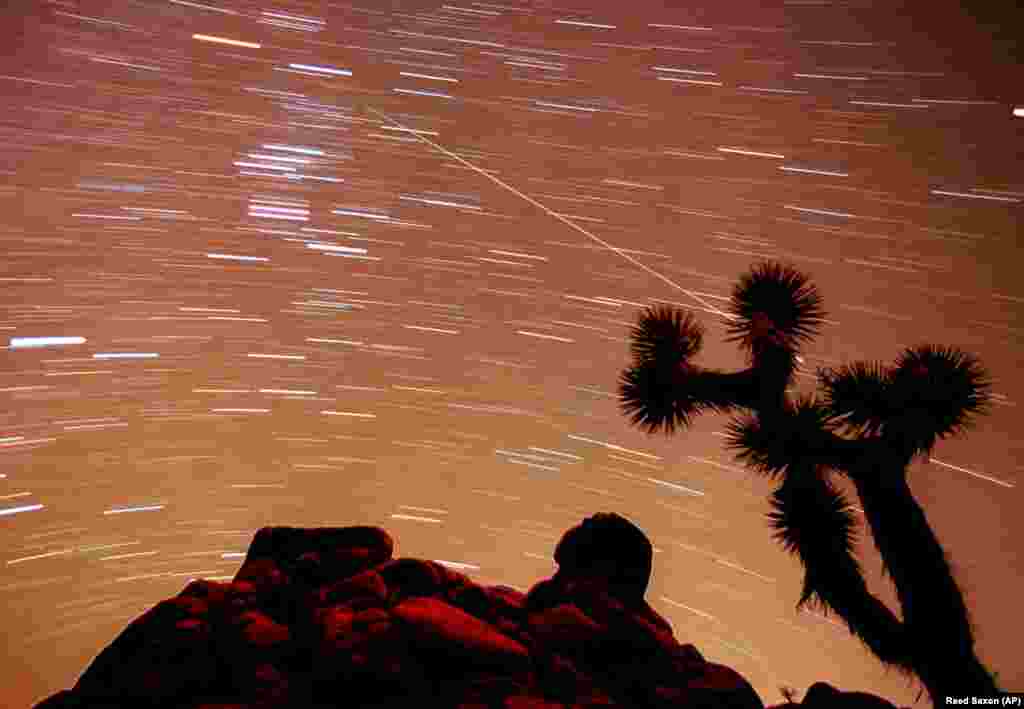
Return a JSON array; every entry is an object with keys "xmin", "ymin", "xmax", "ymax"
[
  {"xmin": 766, "ymin": 682, "xmax": 910, "ymax": 709},
  {"xmin": 33, "ymin": 513, "xmax": 906, "ymax": 709}
]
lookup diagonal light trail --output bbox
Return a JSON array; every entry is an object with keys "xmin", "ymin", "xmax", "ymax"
[{"xmin": 365, "ymin": 106, "xmax": 735, "ymax": 322}]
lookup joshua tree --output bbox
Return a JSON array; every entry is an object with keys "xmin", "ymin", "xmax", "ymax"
[{"xmin": 618, "ymin": 262, "xmax": 998, "ymax": 704}]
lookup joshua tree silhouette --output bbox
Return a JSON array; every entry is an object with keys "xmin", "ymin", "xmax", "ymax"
[{"xmin": 618, "ymin": 261, "xmax": 998, "ymax": 705}]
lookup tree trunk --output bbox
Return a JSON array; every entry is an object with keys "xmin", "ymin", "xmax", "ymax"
[{"xmin": 846, "ymin": 450, "xmax": 997, "ymax": 704}]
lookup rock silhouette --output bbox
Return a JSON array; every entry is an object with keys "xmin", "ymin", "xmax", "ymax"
[{"xmin": 34, "ymin": 515, "xmax": 904, "ymax": 709}]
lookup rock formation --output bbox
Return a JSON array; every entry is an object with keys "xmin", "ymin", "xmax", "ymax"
[{"xmin": 34, "ymin": 513, "xmax": 907, "ymax": 708}]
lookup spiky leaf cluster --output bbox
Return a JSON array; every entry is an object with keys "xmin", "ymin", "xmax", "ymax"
[
  {"xmin": 820, "ymin": 361, "xmax": 891, "ymax": 437},
  {"xmin": 619, "ymin": 361, "xmax": 702, "ymax": 435},
  {"xmin": 725, "ymin": 398, "xmax": 835, "ymax": 478},
  {"xmin": 628, "ymin": 306, "xmax": 704, "ymax": 368},
  {"xmin": 727, "ymin": 262, "xmax": 825, "ymax": 359},
  {"xmin": 821, "ymin": 348, "xmax": 991, "ymax": 456},
  {"xmin": 620, "ymin": 306, "xmax": 716, "ymax": 435},
  {"xmin": 885, "ymin": 345, "xmax": 991, "ymax": 456}
]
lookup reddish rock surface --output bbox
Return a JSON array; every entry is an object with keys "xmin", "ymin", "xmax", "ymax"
[{"xmin": 33, "ymin": 514, "xmax": 905, "ymax": 709}]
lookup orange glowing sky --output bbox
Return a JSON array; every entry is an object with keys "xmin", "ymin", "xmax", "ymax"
[{"xmin": 1, "ymin": 1, "xmax": 1021, "ymax": 705}]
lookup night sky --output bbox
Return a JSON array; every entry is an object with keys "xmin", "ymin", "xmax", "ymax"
[{"xmin": 2, "ymin": 1, "xmax": 1021, "ymax": 705}]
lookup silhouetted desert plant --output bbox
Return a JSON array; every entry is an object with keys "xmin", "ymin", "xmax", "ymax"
[{"xmin": 619, "ymin": 261, "xmax": 998, "ymax": 704}]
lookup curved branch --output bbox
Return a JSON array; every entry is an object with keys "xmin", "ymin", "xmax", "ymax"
[
  {"xmin": 619, "ymin": 362, "xmax": 788, "ymax": 435},
  {"xmin": 770, "ymin": 466, "xmax": 913, "ymax": 672}
]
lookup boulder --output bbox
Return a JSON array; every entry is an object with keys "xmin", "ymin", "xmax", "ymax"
[
  {"xmin": 34, "ymin": 517, "xmax": 904, "ymax": 709},
  {"xmin": 393, "ymin": 596, "xmax": 531, "ymax": 670},
  {"xmin": 71, "ymin": 595, "xmax": 219, "ymax": 703},
  {"xmin": 766, "ymin": 681, "xmax": 910, "ymax": 709},
  {"xmin": 553, "ymin": 512, "xmax": 653, "ymax": 604}
]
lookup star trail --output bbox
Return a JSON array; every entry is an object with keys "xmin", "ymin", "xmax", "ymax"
[{"xmin": 1, "ymin": 0, "xmax": 1022, "ymax": 705}]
